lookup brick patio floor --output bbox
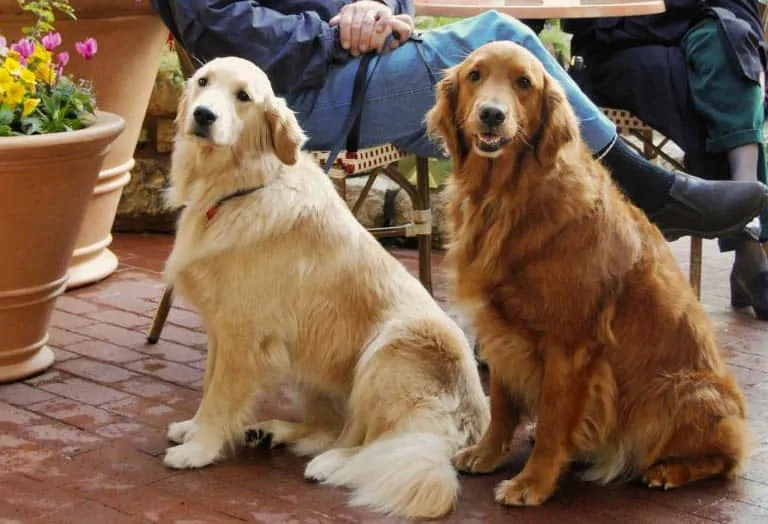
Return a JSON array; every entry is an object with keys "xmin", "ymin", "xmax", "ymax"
[{"xmin": 1, "ymin": 233, "xmax": 767, "ymax": 523}]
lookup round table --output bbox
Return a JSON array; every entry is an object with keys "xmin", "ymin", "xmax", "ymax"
[{"xmin": 415, "ymin": 0, "xmax": 666, "ymax": 19}]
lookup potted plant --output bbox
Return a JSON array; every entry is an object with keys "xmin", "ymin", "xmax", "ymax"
[
  {"xmin": 0, "ymin": 1, "xmax": 124, "ymax": 382},
  {"xmin": 0, "ymin": 0, "xmax": 168, "ymax": 288}
]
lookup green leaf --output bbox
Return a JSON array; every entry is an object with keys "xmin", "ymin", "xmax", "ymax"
[
  {"xmin": 20, "ymin": 115, "xmax": 45, "ymax": 135},
  {"xmin": 0, "ymin": 106, "xmax": 14, "ymax": 126}
]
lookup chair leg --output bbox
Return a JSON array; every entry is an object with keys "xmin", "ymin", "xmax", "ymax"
[
  {"xmin": 415, "ymin": 156, "xmax": 433, "ymax": 295},
  {"xmin": 147, "ymin": 286, "xmax": 174, "ymax": 344},
  {"xmin": 690, "ymin": 236, "xmax": 703, "ymax": 301}
]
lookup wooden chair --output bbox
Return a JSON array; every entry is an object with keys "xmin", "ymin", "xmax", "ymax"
[
  {"xmin": 146, "ymin": 49, "xmax": 433, "ymax": 344},
  {"xmin": 601, "ymin": 107, "xmax": 703, "ymax": 300}
]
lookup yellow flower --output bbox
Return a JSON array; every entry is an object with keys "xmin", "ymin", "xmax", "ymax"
[
  {"xmin": 5, "ymin": 80, "xmax": 25, "ymax": 106},
  {"xmin": 18, "ymin": 67, "xmax": 36, "ymax": 86},
  {"xmin": 32, "ymin": 44, "xmax": 52, "ymax": 65},
  {"xmin": 22, "ymin": 98, "xmax": 40, "ymax": 116},
  {"xmin": 0, "ymin": 68, "xmax": 12, "ymax": 88},
  {"xmin": 34, "ymin": 61, "xmax": 55, "ymax": 86},
  {"xmin": 2, "ymin": 55, "xmax": 22, "ymax": 74}
]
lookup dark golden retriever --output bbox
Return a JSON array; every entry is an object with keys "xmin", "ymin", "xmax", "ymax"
[{"xmin": 426, "ymin": 41, "xmax": 750, "ymax": 507}]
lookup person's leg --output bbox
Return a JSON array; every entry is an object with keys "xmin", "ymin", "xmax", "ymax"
[
  {"xmin": 575, "ymin": 45, "xmax": 730, "ymax": 206},
  {"xmin": 682, "ymin": 17, "xmax": 768, "ymax": 319},
  {"xmin": 417, "ymin": 11, "xmax": 617, "ymax": 153},
  {"xmin": 288, "ymin": 10, "xmax": 766, "ymax": 239},
  {"xmin": 289, "ymin": 11, "xmax": 615, "ymax": 156}
]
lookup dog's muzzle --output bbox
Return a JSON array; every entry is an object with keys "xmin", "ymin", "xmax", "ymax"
[
  {"xmin": 192, "ymin": 105, "xmax": 217, "ymax": 138},
  {"xmin": 474, "ymin": 103, "xmax": 511, "ymax": 154}
]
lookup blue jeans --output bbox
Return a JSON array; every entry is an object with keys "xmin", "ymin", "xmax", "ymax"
[{"xmin": 287, "ymin": 11, "xmax": 617, "ymax": 157}]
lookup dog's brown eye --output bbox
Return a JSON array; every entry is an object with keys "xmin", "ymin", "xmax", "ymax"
[
  {"xmin": 516, "ymin": 76, "xmax": 531, "ymax": 90},
  {"xmin": 468, "ymin": 70, "xmax": 481, "ymax": 83},
  {"xmin": 236, "ymin": 89, "xmax": 251, "ymax": 102},
  {"xmin": 198, "ymin": 77, "xmax": 208, "ymax": 87}
]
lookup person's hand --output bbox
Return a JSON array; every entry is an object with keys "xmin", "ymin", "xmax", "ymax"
[
  {"xmin": 330, "ymin": 2, "xmax": 413, "ymax": 56},
  {"xmin": 385, "ymin": 14, "xmax": 415, "ymax": 51},
  {"xmin": 354, "ymin": 13, "xmax": 414, "ymax": 54}
]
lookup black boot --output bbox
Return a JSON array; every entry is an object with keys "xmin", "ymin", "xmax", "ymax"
[
  {"xmin": 731, "ymin": 270, "xmax": 768, "ymax": 321},
  {"xmin": 648, "ymin": 173, "xmax": 767, "ymax": 241},
  {"xmin": 729, "ymin": 232, "xmax": 768, "ymax": 321},
  {"xmin": 600, "ymin": 138, "xmax": 767, "ymax": 241}
]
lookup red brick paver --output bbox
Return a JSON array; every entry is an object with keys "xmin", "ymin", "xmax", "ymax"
[{"xmin": 0, "ymin": 233, "xmax": 766, "ymax": 523}]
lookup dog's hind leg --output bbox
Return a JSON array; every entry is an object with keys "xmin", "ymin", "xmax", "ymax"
[
  {"xmin": 640, "ymin": 374, "xmax": 749, "ymax": 490},
  {"xmin": 244, "ymin": 420, "xmax": 337, "ymax": 457},
  {"xmin": 453, "ymin": 367, "xmax": 522, "ymax": 474},
  {"xmin": 304, "ymin": 447, "xmax": 360, "ymax": 483},
  {"xmin": 244, "ymin": 390, "xmax": 345, "ymax": 456}
]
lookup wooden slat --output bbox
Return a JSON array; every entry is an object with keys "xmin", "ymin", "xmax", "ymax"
[{"xmin": 414, "ymin": 0, "xmax": 665, "ymax": 18}]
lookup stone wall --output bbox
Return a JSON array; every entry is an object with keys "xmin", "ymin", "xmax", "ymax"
[{"xmin": 114, "ymin": 51, "xmax": 184, "ymax": 234}]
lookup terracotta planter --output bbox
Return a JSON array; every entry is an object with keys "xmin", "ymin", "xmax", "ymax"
[
  {"xmin": 0, "ymin": 112, "xmax": 125, "ymax": 383},
  {"xmin": 0, "ymin": 0, "xmax": 168, "ymax": 288}
]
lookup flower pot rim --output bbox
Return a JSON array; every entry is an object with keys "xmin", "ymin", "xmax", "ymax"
[
  {"xmin": 0, "ymin": 110, "xmax": 125, "ymax": 152},
  {"xmin": 0, "ymin": 0, "xmax": 158, "ymax": 20}
]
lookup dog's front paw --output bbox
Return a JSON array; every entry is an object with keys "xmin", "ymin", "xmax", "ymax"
[
  {"xmin": 494, "ymin": 474, "xmax": 554, "ymax": 507},
  {"xmin": 452, "ymin": 444, "xmax": 506, "ymax": 474},
  {"xmin": 167, "ymin": 419, "xmax": 197, "ymax": 444},
  {"xmin": 163, "ymin": 441, "xmax": 221, "ymax": 469}
]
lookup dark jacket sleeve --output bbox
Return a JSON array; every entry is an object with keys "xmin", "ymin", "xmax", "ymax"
[
  {"xmin": 150, "ymin": 0, "xmax": 416, "ymax": 96},
  {"xmin": 565, "ymin": 0, "xmax": 707, "ymax": 55},
  {"xmin": 150, "ymin": 0, "xmax": 350, "ymax": 96}
]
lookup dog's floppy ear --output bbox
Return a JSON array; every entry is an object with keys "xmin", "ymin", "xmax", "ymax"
[
  {"xmin": 532, "ymin": 73, "xmax": 577, "ymax": 164},
  {"xmin": 265, "ymin": 96, "xmax": 307, "ymax": 165},
  {"xmin": 426, "ymin": 66, "xmax": 469, "ymax": 165}
]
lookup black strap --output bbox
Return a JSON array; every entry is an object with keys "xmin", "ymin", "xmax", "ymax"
[
  {"xmin": 346, "ymin": 52, "xmax": 375, "ymax": 153},
  {"xmin": 214, "ymin": 185, "xmax": 265, "ymax": 208},
  {"xmin": 322, "ymin": 32, "xmax": 400, "ymax": 173}
]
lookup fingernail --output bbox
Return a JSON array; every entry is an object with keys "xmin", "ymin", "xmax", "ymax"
[
  {"xmin": 360, "ymin": 45, "xmax": 367, "ymax": 52},
  {"xmin": 342, "ymin": 41, "xmax": 349, "ymax": 49}
]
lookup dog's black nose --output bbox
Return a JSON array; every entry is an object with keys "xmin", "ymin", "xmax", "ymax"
[
  {"xmin": 193, "ymin": 106, "xmax": 217, "ymax": 127},
  {"xmin": 479, "ymin": 104, "xmax": 506, "ymax": 127}
]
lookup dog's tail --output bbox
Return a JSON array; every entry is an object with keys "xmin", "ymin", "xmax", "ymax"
[{"xmin": 313, "ymin": 432, "xmax": 459, "ymax": 519}]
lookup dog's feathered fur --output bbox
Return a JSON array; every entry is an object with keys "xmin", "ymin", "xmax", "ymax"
[
  {"xmin": 425, "ymin": 42, "xmax": 749, "ymax": 506},
  {"xmin": 161, "ymin": 56, "xmax": 489, "ymax": 519}
]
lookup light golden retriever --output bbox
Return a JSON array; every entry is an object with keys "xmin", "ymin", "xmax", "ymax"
[
  {"xmin": 161, "ymin": 56, "xmax": 489, "ymax": 519},
  {"xmin": 425, "ymin": 41, "xmax": 750, "ymax": 506}
]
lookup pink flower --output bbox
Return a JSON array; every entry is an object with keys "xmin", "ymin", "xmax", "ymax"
[
  {"xmin": 41, "ymin": 32, "xmax": 62, "ymax": 51},
  {"xmin": 56, "ymin": 51, "xmax": 70, "ymax": 73},
  {"xmin": 75, "ymin": 37, "xmax": 98, "ymax": 60},
  {"xmin": 57, "ymin": 51, "xmax": 69, "ymax": 66},
  {"xmin": 10, "ymin": 38, "xmax": 34, "ymax": 60}
]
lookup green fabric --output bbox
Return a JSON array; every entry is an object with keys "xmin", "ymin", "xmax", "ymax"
[
  {"xmin": 682, "ymin": 17, "xmax": 767, "ymax": 242},
  {"xmin": 682, "ymin": 18, "xmax": 765, "ymax": 159}
]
